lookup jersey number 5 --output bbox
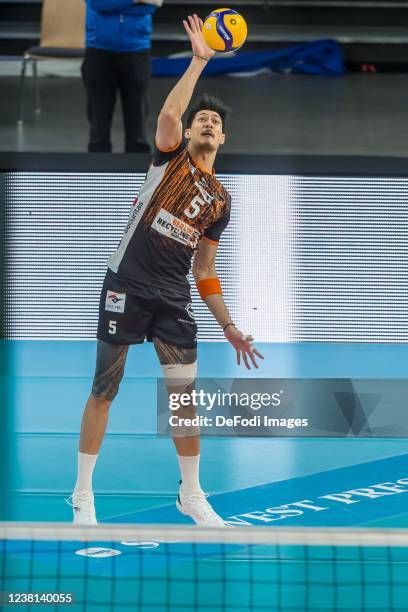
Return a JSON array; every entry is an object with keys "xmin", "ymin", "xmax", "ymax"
[
  {"xmin": 184, "ymin": 195, "xmax": 205, "ymax": 220},
  {"xmin": 108, "ymin": 320, "xmax": 117, "ymax": 335}
]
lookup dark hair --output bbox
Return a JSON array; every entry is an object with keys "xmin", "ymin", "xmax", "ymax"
[{"xmin": 186, "ymin": 94, "xmax": 230, "ymax": 131}]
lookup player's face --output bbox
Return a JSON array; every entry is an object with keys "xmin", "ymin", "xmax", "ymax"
[{"xmin": 185, "ymin": 110, "xmax": 226, "ymax": 152}]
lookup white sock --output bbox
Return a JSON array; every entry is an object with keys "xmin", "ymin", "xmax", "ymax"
[
  {"xmin": 74, "ymin": 452, "xmax": 98, "ymax": 493},
  {"xmin": 177, "ymin": 454, "xmax": 201, "ymax": 496}
]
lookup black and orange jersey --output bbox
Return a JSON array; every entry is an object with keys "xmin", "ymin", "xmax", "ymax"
[{"xmin": 108, "ymin": 141, "xmax": 231, "ymax": 295}]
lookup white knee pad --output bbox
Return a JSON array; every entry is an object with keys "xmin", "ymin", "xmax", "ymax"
[
  {"xmin": 161, "ymin": 361, "xmax": 199, "ymax": 437},
  {"xmin": 161, "ymin": 361, "xmax": 197, "ymax": 387}
]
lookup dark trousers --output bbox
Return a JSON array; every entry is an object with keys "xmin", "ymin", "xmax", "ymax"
[{"xmin": 82, "ymin": 47, "xmax": 151, "ymax": 153}]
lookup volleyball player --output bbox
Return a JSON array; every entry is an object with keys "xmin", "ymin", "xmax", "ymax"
[{"xmin": 68, "ymin": 14, "xmax": 263, "ymax": 526}]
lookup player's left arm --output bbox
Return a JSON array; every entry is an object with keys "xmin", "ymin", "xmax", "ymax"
[{"xmin": 192, "ymin": 238, "xmax": 264, "ymax": 370}]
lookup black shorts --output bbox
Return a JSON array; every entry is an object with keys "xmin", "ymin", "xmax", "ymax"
[{"xmin": 96, "ymin": 270, "xmax": 197, "ymax": 349}]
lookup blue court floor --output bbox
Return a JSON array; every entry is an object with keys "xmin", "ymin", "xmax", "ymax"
[
  {"xmin": 8, "ymin": 340, "xmax": 408, "ymax": 525},
  {"xmin": 4, "ymin": 340, "xmax": 408, "ymax": 611}
]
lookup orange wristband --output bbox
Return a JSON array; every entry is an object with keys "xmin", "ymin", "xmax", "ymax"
[{"xmin": 197, "ymin": 277, "xmax": 222, "ymax": 300}]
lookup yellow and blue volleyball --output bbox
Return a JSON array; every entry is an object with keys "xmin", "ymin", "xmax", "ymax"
[{"xmin": 202, "ymin": 8, "xmax": 248, "ymax": 53}]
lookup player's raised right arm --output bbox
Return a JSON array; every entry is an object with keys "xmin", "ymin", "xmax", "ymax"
[{"xmin": 155, "ymin": 14, "xmax": 215, "ymax": 151}]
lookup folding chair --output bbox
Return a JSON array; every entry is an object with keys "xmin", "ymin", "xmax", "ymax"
[{"xmin": 18, "ymin": 0, "xmax": 85, "ymax": 124}]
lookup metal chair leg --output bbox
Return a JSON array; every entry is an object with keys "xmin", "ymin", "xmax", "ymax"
[
  {"xmin": 17, "ymin": 56, "xmax": 28, "ymax": 125},
  {"xmin": 33, "ymin": 59, "xmax": 41, "ymax": 115}
]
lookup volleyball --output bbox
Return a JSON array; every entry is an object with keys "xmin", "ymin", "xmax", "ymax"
[{"xmin": 202, "ymin": 8, "xmax": 248, "ymax": 53}]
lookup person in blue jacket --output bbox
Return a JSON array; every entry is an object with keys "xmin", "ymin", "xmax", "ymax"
[{"xmin": 82, "ymin": 0, "xmax": 162, "ymax": 153}]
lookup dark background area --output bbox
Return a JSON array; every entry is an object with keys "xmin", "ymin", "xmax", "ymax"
[
  {"xmin": 2, "ymin": 1, "xmax": 408, "ymax": 155},
  {"xmin": 3, "ymin": 0, "xmax": 408, "ymax": 70}
]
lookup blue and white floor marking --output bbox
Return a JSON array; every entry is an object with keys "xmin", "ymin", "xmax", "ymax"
[{"xmin": 108, "ymin": 453, "xmax": 408, "ymax": 528}]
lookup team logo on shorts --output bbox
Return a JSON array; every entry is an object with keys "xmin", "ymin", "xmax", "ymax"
[
  {"xmin": 185, "ymin": 302, "xmax": 195, "ymax": 320},
  {"xmin": 105, "ymin": 290, "xmax": 126, "ymax": 313}
]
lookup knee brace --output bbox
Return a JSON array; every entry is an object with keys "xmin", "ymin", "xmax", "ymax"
[
  {"xmin": 161, "ymin": 361, "xmax": 199, "ymax": 437},
  {"xmin": 161, "ymin": 361, "xmax": 197, "ymax": 388}
]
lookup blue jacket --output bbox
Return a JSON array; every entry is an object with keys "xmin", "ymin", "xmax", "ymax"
[{"xmin": 86, "ymin": 1, "xmax": 157, "ymax": 53}]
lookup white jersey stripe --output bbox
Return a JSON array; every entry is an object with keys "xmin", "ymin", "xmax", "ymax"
[{"xmin": 107, "ymin": 161, "xmax": 169, "ymax": 273}]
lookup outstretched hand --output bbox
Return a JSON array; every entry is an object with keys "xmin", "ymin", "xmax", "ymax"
[
  {"xmin": 224, "ymin": 326, "xmax": 265, "ymax": 370},
  {"xmin": 183, "ymin": 14, "xmax": 215, "ymax": 60}
]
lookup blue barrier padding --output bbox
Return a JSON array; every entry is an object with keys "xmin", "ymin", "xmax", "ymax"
[{"xmin": 152, "ymin": 40, "xmax": 344, "ymax": 77}]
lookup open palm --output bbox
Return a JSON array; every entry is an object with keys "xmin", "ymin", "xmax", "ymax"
[
  {"xmin": 224, "ymin": 326, "xmax": 265, "ymax": 370},
  {"xmin": 183, "ymin": 14, "xmax": 215, "ymax": 59}
]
